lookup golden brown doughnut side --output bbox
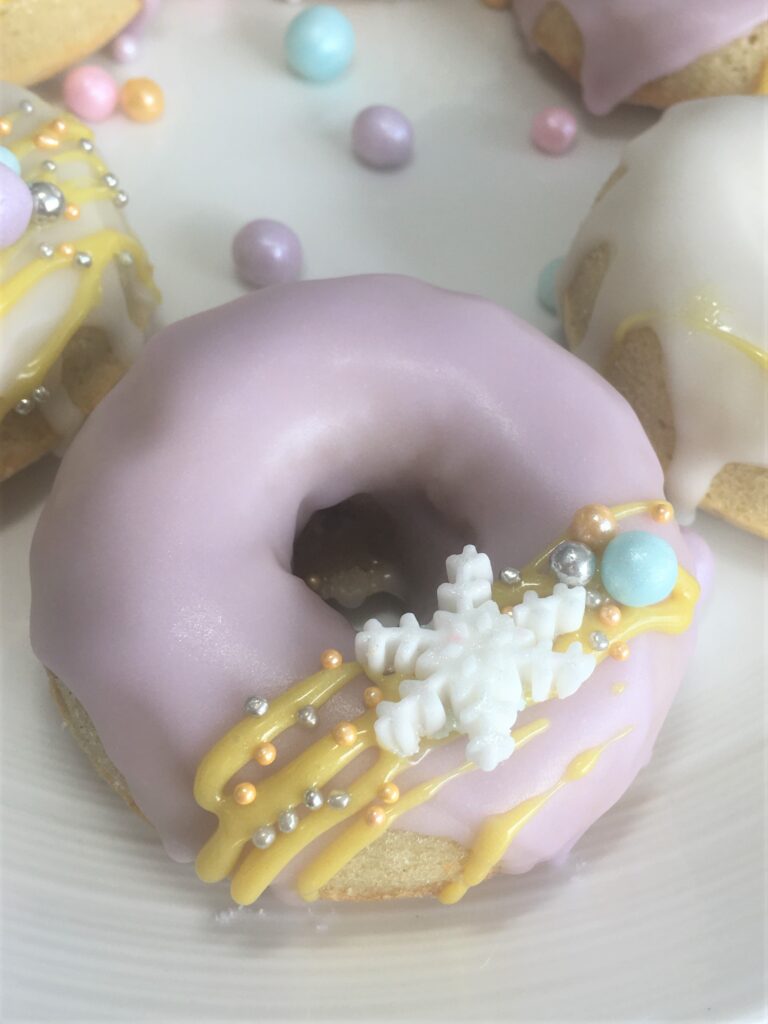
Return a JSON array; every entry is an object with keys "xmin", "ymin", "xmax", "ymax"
[
  {"xmin": 525, "ymin": 1, "xmax": 768, "ymax": 109},
  {"xmin": 562, "ymin": 244, "xmax": 768, "ymax": 538},
  {"xmin": 1, "ymin": 327, "xmax": 130, "ymax": 481},
  {"xmin": 0, "ymin": 0, "xmax": 140, "ymax": 85},
  {"xmin": 48, "ymin": 673, "xmax": 476, "ymax": 901}
]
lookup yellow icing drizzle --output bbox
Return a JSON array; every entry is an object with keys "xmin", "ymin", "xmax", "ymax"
[
  {"xmin": 0, "ymin": 108, "xmax": 159, "ymax": 416},
  {"xmin": 438, "ymin": 727, "xmax": 632, "ymax": 904},
  {"xmin": 194, "ymin": 501, "xmax": 699, "ymax": 905},
  {"xmin": 612, "ymin": 301, "xmax": 767, "ymax": 374}
]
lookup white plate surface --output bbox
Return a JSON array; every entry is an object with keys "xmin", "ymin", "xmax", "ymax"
[{"xmin": 1, "ymin": 1, "xmax": 766, "ymax": 1020}]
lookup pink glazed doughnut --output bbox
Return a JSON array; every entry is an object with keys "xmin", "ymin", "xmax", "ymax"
[{"xmin": 30, "ymin": 276, "xmax": 710, "ymax": 905}]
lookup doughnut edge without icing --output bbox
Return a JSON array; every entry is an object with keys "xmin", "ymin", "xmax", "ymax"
[{"xmin": 29, "ymin": 275, "xmax": 710, "ymax": 904}]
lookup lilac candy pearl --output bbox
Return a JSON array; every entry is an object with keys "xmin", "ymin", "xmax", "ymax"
[
  {"xmin": 531, "ymin": 106, "xmax": 578, "ymax": 155},
  {"xmin": 111, "ymin": 32, "xmax": 140, "ymax": 63},
  {"xmin": 0, "ymin": 164, "xmax": 33, "ymax": 249},
  {"xmin": 232, "ymin": 219, "xmax": 303, "ymax": 288},
  {"xmin": 352, "ymin": 105, "xmax": 413, "ymax": 170}
]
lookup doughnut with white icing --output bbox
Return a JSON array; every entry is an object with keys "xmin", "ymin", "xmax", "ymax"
[
  {"xmin": 31, "ymin": 276, "xmax": 709, "ymax": 904},
  {"xmin": 514, "ymin": 0, "xmax": 768, "ymax": 114},
  {"xmin": 0, "ymin": 84, "xmax": 159, "ymax": 481},
  {"xmin": 561, "ymin": 96, "xmax": 767, "ymax": 536}
]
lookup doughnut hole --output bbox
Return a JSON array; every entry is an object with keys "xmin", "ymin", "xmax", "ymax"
[{"xmin": 291, "ymin": 491, "xmax": 475, "ymax": 627}]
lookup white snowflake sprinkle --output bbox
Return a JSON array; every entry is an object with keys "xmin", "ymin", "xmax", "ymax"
[{"xmin": 355, "ymin": 545, "xmax": 595, "ymax": 772}]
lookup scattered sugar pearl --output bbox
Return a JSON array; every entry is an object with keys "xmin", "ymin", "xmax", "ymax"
[
  {"xmin": 285, "ymin": 5, "xmax": 355, "ymax": 83},
  {"xmin": 0, "ymin": 164, "xmax": 33, "ymax": 248},
  {"xmin": 232, "ymin": 219, "xmax": 303, "ymax": 288},
  {"xmin": 111, "ymin": 32, "xmax": 140, "ymax": 63},
  {"xmin": 537, "ymin": 256, "xmax": 563, "ymax": 314},
  {"xmin": 531, "ymin": 106, "xmax": 578, "ymax": 155},
  {"xmin": 120, "ymin": 77, "xmax": 165, "ymax": 122},
  {"xmin": 352, "ymin": 106, "xmax": 413, "ymax": 170},
  {"xmin": 62, "ymin": 66, "xmax": 118, "ymax": 122},
  {"xmin": 0, "ymin": 147, "xmax": 21, "ymax": 176}
]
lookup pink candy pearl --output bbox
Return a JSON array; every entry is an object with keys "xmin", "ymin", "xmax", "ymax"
[
  {"xmin": 62, "ymin": 66, "xmax": 118, "ymax": 122},
  {"xmin": 531, "ymin": 106, "xmax": 578, "ymax": 155}
]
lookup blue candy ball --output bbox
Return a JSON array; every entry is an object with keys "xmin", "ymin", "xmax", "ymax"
[
  {"xmin": 601, "ymin": 531, "xmax": 679, "ymax": 608},
  {"xmin": 0, "ymin": 146, "xmax": 21, "ymax": 176},
  {"xmin": 285, "ymin": 5, "xmax": 355, "ymax": 83},
  {"xmin": 537, "ymin": 256, "xmax": 563, "ymax": 314}
]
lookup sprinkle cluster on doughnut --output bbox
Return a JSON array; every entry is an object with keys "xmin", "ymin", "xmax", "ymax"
[
  {"xmin": 514, "ymin": 0, "xmax": 768, "ymax": 114},
  {"xmin": 30, "ymin": 276, "xmax": 709, "ymax": 904},
  {"xmin": 0, "ymin": 84, "xmax": 159, "ymax": 481}
]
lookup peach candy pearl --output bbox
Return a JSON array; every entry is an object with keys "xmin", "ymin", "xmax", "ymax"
[{"xmin": 120, "ymin": 78, "xmax": 165, "ymax": 123}]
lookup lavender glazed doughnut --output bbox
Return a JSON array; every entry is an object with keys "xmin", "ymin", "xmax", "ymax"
[
  {"xmin": 514, "ymin": 0, "xmax": 768, "ymax": 114},
  {"xmin": 30, "ymin": 276, "xmax": 709, "ymax": 905}
]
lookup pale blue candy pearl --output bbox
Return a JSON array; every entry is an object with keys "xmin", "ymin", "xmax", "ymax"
[
  {"xmin": 0, "ymin": 146, "xmax": 21, "ymax": 176},
  {"xmin": 537, "ymin": 256, "xmax": 563, "ymax": 314},
  {"xmin": 285, "ymin": 5, "xmax": 355, "ymax": 83},
  {"xmin": 601, "ymin": 530, "xmax": 679, "ymax": 608}
]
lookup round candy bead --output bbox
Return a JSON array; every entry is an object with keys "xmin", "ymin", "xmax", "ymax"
[
  {"xmin": 110, "ymin": 32, "xmax": 140, "ymax": 63},
  {"xmin": 601, "ymin": 531, "xmax": 679, "ymax": 608},
  {"xmin": 352, "ymin": 106, "xmax": 413, "ymax": 170},
  {"xmin": 119, "ymin": 78, "xmax": 165, "ymax": 122},
  {"xmin": 62, "ymin": 66, "xmax": 118, "ymax": 122},
  {"xmin": 531, "ymin": 106, "xmax": 578, "ymax": 155},
  {"xmin": 232, "ymin": 219, "xmax": 303, "ymax": 288},
  {"xmin": 285, "ymin": 6, "xmax": 355, "ymax": 83},
  {"xmin": 537, "ymin": 256, "xmax": 563, "ymax": 314},
  {"xmin": 569, "ymin": 503, "xmax": 618, "ymax": 550},
  {"xmin": 0, "ymin": 146, "xmax": 21, "ymax": 175},
  {"xmin": 0, "ymin": 164, "xmax": 33, "ymax": 248}
]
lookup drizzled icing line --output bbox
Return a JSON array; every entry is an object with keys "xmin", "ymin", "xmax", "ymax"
[{"xmin": 193, "ymin": 501, "xmax": 699, "ymax": 906}]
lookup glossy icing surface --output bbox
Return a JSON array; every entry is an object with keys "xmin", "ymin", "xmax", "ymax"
[
  {"xmin": 514, "ymin": 0, "xmax": 767, "ymax": 114},
  {"xmin": 561, "ymin": 97, "xmax": 767, "ymax": 521},
  {"xmin": 30, "ymin": 276, "xmax": 709, "ymax": 895},
  {"xmin": 0, "ymin": 84, "xmax": 158, "ymax": 435}
]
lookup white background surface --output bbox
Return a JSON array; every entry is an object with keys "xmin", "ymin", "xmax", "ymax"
[{"xmin": 1, "ymin": 1, "xmax": 766, "ymax": 1020}]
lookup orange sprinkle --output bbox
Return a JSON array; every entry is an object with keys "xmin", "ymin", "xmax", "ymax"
[
  {"xmin": 363, "ymin": 686, "xmax": 383, "ymax": 708},
  {"xmin": 254, "ymin": 742, "xmax": 277, "ymax": 767},
  {"xmin": 57, "ymin": 243, "xmax": 75, "ymax": 258},
  {"xmin": 378, "ymin": 783, "xmax": 400, "ymax": 805},
  {"xmin": 0, "ymin": 118, "xmax": 11, "ymax": 136},
  {"xmin": 650, "ymin": 502, "xmax": 674, "ymax": 524},
  {"xmin": 320, "ymin": 648, "xmax": 343, "ymax": 670},
  {"xmin": 332, "ymin": 722, "xmax": 358, "ymax": 747},
  {"xmin": 609, "ymin": 642, "xmax": 630, "ymax": 662},
  {"xmin": 599, "ymin": 604, "xmax": 622, "ymax": 627},
  {"xmin": 365, "ymin": 805, "xmax": 386, "ymax": 827},
  {"xmin": 233, "ymin": 782, "xmax": 257, "ymax": 806},
  {"xmin": 64, "ymin": 204, "xmax": 80, "ymax": 221},
  {"xmin": 34, "ymin": 133, "xmax": 60, "ymax": 150}
]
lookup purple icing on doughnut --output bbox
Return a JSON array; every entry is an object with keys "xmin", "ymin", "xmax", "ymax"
[
  {"xmin": 30, "ymin": 276, "xmax": 709, "ymax": 888},
  {"xmin": 515, "ymin": 0, "xmax": 767, "ymax": 114}
]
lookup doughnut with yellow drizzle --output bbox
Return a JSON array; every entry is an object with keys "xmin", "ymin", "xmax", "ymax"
[
  {"xmin": 0, "ymin": 83, "xmax": 159, "ymax": 481},
  {"xmin": 30, "ymin": 276, "xmax": 709, "ymax": 905}
]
